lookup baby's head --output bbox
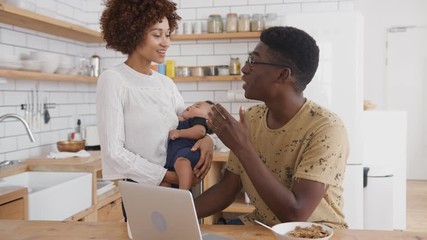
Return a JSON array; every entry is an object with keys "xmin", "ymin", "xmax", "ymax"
[{"xmin": 181, "ymin": 101, "xmax": 214, "ymax": 120}]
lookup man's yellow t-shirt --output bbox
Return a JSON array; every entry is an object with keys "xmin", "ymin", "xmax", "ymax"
[{"xmin": 226, "ymin": 100, "xmax": 349, "ymax": 229}]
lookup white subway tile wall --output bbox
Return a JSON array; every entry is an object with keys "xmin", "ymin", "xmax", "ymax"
[{"xmin": 0, "ymin": 0, "xmax": 354, "ymax": 160}]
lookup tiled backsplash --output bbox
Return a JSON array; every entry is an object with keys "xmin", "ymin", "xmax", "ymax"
[{"xmin": 0, "ymin": 0, "xmax": 354, "ymax": 161}]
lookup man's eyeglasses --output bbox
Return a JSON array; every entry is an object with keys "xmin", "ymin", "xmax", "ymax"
[{"xmin": 245, "ymin": 54, "xmax": 292, "ymax": 72}]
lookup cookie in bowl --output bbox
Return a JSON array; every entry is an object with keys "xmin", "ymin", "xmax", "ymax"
[{"xmin": 271, "ymin": 222, "xmax": 333, "ymax": 240}]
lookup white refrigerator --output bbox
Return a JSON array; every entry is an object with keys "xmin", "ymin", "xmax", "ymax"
[{"xmin": 284, "ymin": 11, "xmax": 365, "ymax": 229}]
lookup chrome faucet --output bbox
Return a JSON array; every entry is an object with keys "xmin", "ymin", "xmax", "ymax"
[{"xmin": 0, "ymin": 113, "xmax": 35, "ymax": 142}]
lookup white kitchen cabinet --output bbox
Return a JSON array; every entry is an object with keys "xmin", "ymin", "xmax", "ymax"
[
  {"xmin": 342, "ymin": 164, "xmax": 364, "ymax": 228},
  {"xmin": 362, "ymin": 111, "xmax": 407, "ymax": 230}
]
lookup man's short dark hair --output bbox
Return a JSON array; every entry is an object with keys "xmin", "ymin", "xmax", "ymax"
[{"xmin": 260, "ymin": 26, "xmax": 319, "ymax": 92}]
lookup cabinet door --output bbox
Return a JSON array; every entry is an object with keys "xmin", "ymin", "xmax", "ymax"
[
  {"xmin": 0, "ymin": 198, "xmax": 25, "ymax": 220},
  {"xmin": 97, "ymin": 197, "xmax": 124, "ymax": 222}
]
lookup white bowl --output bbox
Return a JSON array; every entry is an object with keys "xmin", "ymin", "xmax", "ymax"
[
  {"xmin": 22, "ymin": 60, "xmax": 42, "ymax": 72},
  {"xmin": 30, "ymin": 51, "xmax": 60, "ymax": 73},
  {"xmin": 55, "ymin": 66, "xmax": 73, "ymax": 74},
  {"xmin": 0, "ymin": 53, "xmax": 20, "ymax": 61},
  {"xmin": 59, "ymin": 55, "xmax": 74, "ymax": 66},
  {"xmin": 0, "ymin": 59, "xmax": 22, "ymax": 70},
  {"xmin": 271, "ymin": 222, "xmax": 333, "ymax": 240}
]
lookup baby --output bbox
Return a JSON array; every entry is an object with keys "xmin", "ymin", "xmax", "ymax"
[{"xmin": 163, "ymin": 100, "xmax": 214, "ymax": 190}]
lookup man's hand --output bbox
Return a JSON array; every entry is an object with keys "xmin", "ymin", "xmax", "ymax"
[{"xmin": 207, "ymin": 104, "xmax": 250, "ymax": 151}]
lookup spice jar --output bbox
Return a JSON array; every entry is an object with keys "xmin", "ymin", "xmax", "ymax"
[
  {"xmin": 217, "ymin": 65, "xmax": 230, "ymax": 76},
  {"xmin": 190, "ymin": 66, "xmax": 204, "ymax": 76},
  {"xmin": 176, "ymin": 66, "xmax": 190, "ymax": 77},
  {"xmin": 207, "ymin": 14, "xmax": 223, "ymax": 33},
  {"xmin": 238, "ymin": 14, "xmax": 250, "ymax": 32},
  {"xmin": 264, "ymin": 13, "xmax": 278, "ymax": 29},
  {"xmin": 229, "ymin": 57, "xmax": 241, "ymax": 75},
  {"xmin": 251, "ymin": 13, "xmax": 264, "ymax": 32},
  {"xmin": 226, "ymin": 13, "xmax": 238, "ymax": 33},
  {"xmin": 89, "ymin": 54, "xmax": 100, "ymax": 77},
  {"xmin": 166, "ymin": 60, "xmax": 175, "ymax": 78}
]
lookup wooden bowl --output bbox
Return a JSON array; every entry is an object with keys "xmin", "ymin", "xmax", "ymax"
[{"xmin": 57, "ymin": 140, "xmax": 85, "ymax": 152}]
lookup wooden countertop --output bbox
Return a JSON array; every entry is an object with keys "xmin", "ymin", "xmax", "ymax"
[
  {"xmin": 1, "ymin": 150, "xmax": 226, "ymax": 176},
  {"xmin": 0, "ymin": 220, "xmax": 426, "ymax": 240},
  {"xmin": 26, "ymin": 151, "xmax": 102, "ymax": 172}
]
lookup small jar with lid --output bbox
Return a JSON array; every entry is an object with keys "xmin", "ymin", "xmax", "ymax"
[
  {"xmin": 229, "ymin": 57, "xmax": 241, "ymax": 75},
  {"xmin": 166, "ymin": 60, "xmax": 175, "ymax": 78},
  {"xmin": 264, "ymin": 13, "xmax": 278, "ymax": 29},
  {"xmin": 238, "ymin": 14, "xmax": 250, "ymax": 32},
  {"xmin": 250, "ymin": 13, "xmax": 264, "ymax": 32},
  {"xmin": 208, "ymin": 14, "xmax": 223, "ymax": 33},
  {"xmin": 226, "ymin": 13, "xmax": 238, "ymax": 33}
]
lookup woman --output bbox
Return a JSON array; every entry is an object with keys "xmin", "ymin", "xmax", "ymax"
[{"xmin": 97, "ymin": 0, "xmax": 213, "ymax": 189}]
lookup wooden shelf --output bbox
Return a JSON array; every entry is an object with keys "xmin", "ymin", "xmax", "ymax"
[
  {"xmin": 171, "ymin": 32, "xmax": 260, "ymax": 41},
  {"xmin": 0, "ymin": 3, "xmax": 103, "ymax": 43},
  {"xmin": 173, "ymin": 75, "xmax": 242, "ymax": 82},
  {"xmin": 0, "ymin": 69, "xmax": 97, "ymax": 83}
]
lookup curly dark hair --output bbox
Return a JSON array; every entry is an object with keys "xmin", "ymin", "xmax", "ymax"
[
  {"xmin": 100, "ymin": 0, "xmax": 181, "ymax": 55},
  {"xmin": 260, "ymin": 26, "xmax": 319, "ymax": 92}
]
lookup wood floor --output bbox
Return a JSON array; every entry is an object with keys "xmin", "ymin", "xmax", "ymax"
[{"xmin": 406, "ymin": 180, "xmax": 427, "ymax": 232}]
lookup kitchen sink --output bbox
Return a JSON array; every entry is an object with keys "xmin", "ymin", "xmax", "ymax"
[{"xmin": 0, "ymin": 171, "xmax": 92, "ymax": 220}]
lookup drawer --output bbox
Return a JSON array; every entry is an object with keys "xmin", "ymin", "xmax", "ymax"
[{"xmin": 0, "ymin": 198, "xmax": 26, "ymax": 220}]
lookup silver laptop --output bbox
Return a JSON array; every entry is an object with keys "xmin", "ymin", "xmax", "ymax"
[{"xmin": 119, "ymin": 181, "xmax": 233, "ymax": 240}]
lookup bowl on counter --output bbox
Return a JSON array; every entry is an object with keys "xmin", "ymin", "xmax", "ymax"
[
  {"xmin": 57, "ymin": 140, "xmax": 85, "ymax": 152},
  {"xmin": 271, "ymin": 222, "xmax": 333, "ymax": 240}
]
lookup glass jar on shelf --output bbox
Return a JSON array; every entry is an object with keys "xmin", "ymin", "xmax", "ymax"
[
  {"xmin": 226, "ymin": 13, "xmax": 238, "ymax": 33},
  {"xmin": 264, "ymin": 13, "xmax": 278, "ymax": 29},
  {"xmin": 238, "ymin": 14, "xmax": 250, "ymax": 32},
  {"xmin": 229, "ymin": 57, "xmax": 241, "ymax": 75},
  {"xmin": 207, "ymin": 14, "xmax": 223, "ymax": 33},
  {"xmin": 250, "ymin": 13, "xmax": 264, "ymax": 32}
]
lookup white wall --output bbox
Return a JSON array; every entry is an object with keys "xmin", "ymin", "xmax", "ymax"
[
  {"xmin": 0, "ymin": 0, "xmax": 355, "ymax": 161},
  {"xmin": 354, "ymin": 0, "xmax": 427, "ymax": 109},
  {"xmin": 354, "ymin": 0, "xmax": 427, "ymax": 180}
]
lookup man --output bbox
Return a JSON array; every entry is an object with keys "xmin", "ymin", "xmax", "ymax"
[{"xmin": 195, "ymin": 26, "xmax": 349, "ymax": 229}]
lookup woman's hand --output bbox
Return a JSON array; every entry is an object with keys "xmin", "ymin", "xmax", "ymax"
[{"xmin": 192, "ymin": 134, "xmax": 214, "ymax": 179}]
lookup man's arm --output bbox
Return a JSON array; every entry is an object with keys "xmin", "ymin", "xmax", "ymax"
[
  {"xmin": 195, "ymin": 170, "xmax": 242, "ymax": 218},
  {"xmin": 232, "ymin": 145, "xmax": 326, "ymax": 221}
]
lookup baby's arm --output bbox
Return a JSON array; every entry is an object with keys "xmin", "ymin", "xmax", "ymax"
[{"xmin": 169, "ymin": 124, "xmax": 206, "ymax": 140}]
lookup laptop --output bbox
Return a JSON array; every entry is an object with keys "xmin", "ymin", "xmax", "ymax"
[{"xmin": 119, "ymin": 181, "xmax": 233, "ymax": 240}]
